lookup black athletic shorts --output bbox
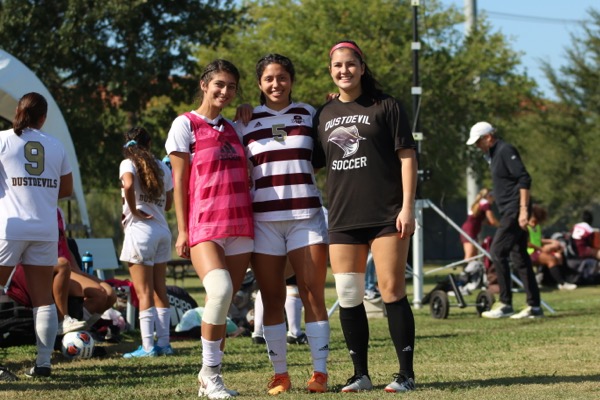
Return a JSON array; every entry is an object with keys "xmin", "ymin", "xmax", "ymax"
[{"xmin": 329, "ymin": 225, "xmax": 398, "ymax": 245}]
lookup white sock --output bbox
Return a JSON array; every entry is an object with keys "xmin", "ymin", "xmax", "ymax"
[
  {"xmin": 201, "ymin": 337, "xmax": 223, "ymax": 370},
  {"xmin": 264, "ymin": 322, "xmax": 287, "ymax": 374},
  {"xmin": 33, "ymin": 304, "xmax": 58, "ymax": 368},
  {"xmin": 155, "ymin": 307, "xmax": 170, "ymax": 347},
  {"xmin": 139, "ymin": 307, "xmax": 155, "ymax": 351},
  {"xmin": 285, "ymin": 295, "xmax": 303, "ymax": 337},
  {"xmin": 252, "ymin": 291, "xmax": 264, "ymax": 337},
  {"xmin": 306, "ymin": 320, "xmax": 330, "ymax": 374}
]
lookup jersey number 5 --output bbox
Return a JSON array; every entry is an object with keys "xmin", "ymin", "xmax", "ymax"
[
  {"xmin": 272, "ymin": 124, "xmax": 287, "ymax": 142},
  {"xmin": 24, "ymin": 141, "xmax": 45, "ymax": 176}
]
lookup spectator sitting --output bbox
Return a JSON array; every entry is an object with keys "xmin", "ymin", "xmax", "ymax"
[
  {"xmin": 7, "ymin": 262, "xmax": 86, "ymax": 335},
  {"xmin": 7, "ymin": 209, "xmax": 116, "ymax": 332},
  {"xmin": 565, "ymin": 210, "xmax": 600, "ymax": 284},
  {"xmin": 527, "ymin": 205, "xmax": 576, "ymax": 290},
  {"xmin": 570, "ymin": 210, "xmax": 600, "ymax": 260},
  {"xmin": 58, "ymin": 208, "xmax": 116, "ymax": 321},
  {"xmin": 460, "ymin": 188, "xmax": 500, "ymax": 260}
]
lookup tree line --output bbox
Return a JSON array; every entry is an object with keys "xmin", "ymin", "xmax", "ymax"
[{"xmin": 0, "ymin": 0, "xmax": 598, "ymax": 233}]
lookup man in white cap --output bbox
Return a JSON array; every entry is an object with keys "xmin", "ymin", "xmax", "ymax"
[{"xmin": 466, "ymin": 122, "xmax": 542, "ymax": 319}]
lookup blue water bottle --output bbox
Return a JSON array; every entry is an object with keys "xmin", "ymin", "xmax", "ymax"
[{"xmin": 82, "ymin": 251, "xmax": 94, "ymax": 276}]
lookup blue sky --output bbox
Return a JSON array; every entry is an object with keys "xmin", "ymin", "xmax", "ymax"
[{"xmin": 439, "ymin": 0, "xmax": 597, "ymax": 98}]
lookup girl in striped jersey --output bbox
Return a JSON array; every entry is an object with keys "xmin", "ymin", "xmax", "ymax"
[
  {"xmin": 239, "ymin": 54, "xmax": 330, "ymax": 395},
  {"xmin": 166, "ymin": 60, "xmax": 253, "ymax": 399}
]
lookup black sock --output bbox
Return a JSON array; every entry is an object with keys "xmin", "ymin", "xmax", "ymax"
[
  {"xmin": 339, "ymin": 303, "xmax": 369, "ymax": 377},
  {"xmin": 548, "ymin": 266, "xmax": 565, "ymax": 285},
  {"xmin": 385, "ymin": 296, "xmax": 415, "ymax": 379}
]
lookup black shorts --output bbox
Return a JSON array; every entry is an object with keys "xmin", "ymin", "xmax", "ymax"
[{"xmin": 329, "ymin": 225, "xmax": 398, "ymax": 245}]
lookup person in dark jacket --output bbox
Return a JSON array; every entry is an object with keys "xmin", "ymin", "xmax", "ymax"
[{"xmin": 466, "ymin": 121, "xmax": 542, "ymax": 319}]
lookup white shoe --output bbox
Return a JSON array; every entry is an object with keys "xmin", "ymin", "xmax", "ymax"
[
  {"xmin": 198, "ymin": 373, "xmax": 235, "ymax": 399},
  {"xmin": 364, "ymin": 289, "xmax": 381, "ymax": 300},
  {"xmin": 510, "ymin": 306, "xmax": 544, "ymax": 319},
  {"xmin": 481, "ymin": 302, "xmax": 514, "ymax": 319},
  {"xmin": 341, "ymin": 374, "xmax": 373, "ymax": 392},
  {"xmin": 57, "ymin": 315, "xmax": 87, "ymax": 335},
  {"xmin": 384, "ymin": 374, "xmax": 415, "ymax": 393},
  {"xmin": 558, "ymin": 282, "xmax": 577, "ymax": 291}
]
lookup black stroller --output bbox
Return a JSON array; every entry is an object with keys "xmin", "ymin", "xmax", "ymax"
[{"xmin": 423, "ymin": 236, "xmax": 497, "ymax": 319}]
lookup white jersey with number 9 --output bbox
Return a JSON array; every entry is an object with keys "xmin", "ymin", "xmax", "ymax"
[{"xmin": 0, "ymin": 127, "xmax": 71, "ymax": 241}]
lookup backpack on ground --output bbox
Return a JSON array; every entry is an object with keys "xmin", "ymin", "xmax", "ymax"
[{"xmin": 0, "ymin": 298, "xmax": 35, "ymax": 347}]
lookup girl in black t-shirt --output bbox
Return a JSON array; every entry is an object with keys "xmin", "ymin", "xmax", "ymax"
[{"xmin": 313, "ymin": 40, "xmax": 418, "ymax": 393}]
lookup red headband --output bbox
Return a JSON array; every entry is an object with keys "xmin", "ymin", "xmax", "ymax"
[{"xmin": 329, "ymin": 42, "xmax": 364, "ymax": 59}]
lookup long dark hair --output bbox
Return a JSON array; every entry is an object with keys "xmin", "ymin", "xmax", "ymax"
[
  {"xmin": 255, "ymin": 54, "xmax": 295, "ymax": 105},
  {"xmin": 13, "ymin": 92, "xmax": 48, "ymax": 136},
  {"xmin": 198, "ymin": 59, "xmax": 241, "ymax": 101},
  {"xmin": 122, "ymin": 127, "xmax": 164, "ymax": 200},
  {"xmin": 329, "ymin": 40, "xmax": 384, "ymax": 101}
]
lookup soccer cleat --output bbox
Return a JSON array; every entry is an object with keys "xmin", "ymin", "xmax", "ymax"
[
  {"xmin": 252, "ymin": 335, "xmax": 266, "ymax": 345},
  {"xmin": 198, "ymin": 374, "xmax": 234, "ymax": 399},
  {"xmin": 57, "ymin": 315, "xmax": 87, "ymax": 335},
  {"xmin": 481, "ymin": 302, "xmax": 514, "ymax": 318},
  {"xmin": 340, "ymin": 374, "xmax": 373, "ymax": 392},
  {"xmin": 558, "ymin": 282, "xmax": 577, "ymax": 291},
  {"xmin": 510, "ymin": 305, "xmax": 544, "ymax": 319},
  {"xmin": 267, "ymin": 372, "xmax": 291, "ymax": 395},
  {"xmin": 0, "ymin": 366, "xmax": 18, "ymax": 382},
  {"xmin": 123, "ymin": 345, "xmax": 158, "ymax": 358},
  {"xmin": 156, "ymin": 344, "xmax": 174, "ymax": 356},
  {"xmin": 25, "ymin": 365, "xmax": 51, "ymax": 378},
  {"xmin": 384, "ymin": 374, "xmax": 415, "ymax": 393},
  {"xmin": 306, "ymin": 371, "xmax": 328, "ymax": 393},
  {"xmin": 286, "ymin": 332, "xmax": 308, "ymax": 345}
]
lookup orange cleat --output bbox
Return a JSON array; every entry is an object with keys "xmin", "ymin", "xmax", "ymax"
[
  {"xmin": 267, "ymin": 372, "xmax": 291, "ymax": 395},
  {"xmin": 307, "ymin": 371, "xmax": 328, "ymax": 393}
]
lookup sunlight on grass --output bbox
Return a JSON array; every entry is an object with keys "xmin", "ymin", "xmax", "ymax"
[{"xmin": 1, "ymin": 266, "xmax": 599, "ymax": 399}]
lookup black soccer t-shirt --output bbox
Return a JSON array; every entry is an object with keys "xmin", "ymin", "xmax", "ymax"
[{"xmin": 314, "ymin": 94, "xmax": 416, "ymax": 232}]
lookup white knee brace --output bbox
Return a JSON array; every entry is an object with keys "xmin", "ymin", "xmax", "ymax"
[
  {"xmin": 333, "ymin": 273, "xmax": 365, "ymax": 308},
  {"xmin": 202, "ymin": 269, "xmax": 233, "ymax": 325}
]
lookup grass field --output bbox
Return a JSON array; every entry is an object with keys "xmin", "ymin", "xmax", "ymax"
[{"xmin": 1, "ymin": 267, "xmax": 600, "ymax": 399}]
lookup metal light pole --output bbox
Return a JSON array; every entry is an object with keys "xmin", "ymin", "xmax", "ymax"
[
  {"xmin": 411, "ymin": 0, "xmax": 425, "ymax": 308},
  {"xmin": 465, "ymin": 0, "xmax": 480, "ymax": 210}
]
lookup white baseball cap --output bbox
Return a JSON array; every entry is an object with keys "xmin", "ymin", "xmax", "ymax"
[{"xmin": 466, "ymin": 121, "xmax": 495, "ymax": 145}]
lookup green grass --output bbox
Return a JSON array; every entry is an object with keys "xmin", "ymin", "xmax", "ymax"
[{"xmin": 1, "ymin": 267, "xmax": 600, "ymax": 399}]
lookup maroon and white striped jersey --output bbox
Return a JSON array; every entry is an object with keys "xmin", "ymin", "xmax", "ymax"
[{"xmin": 239, "ymin": 102, "xmax": 322, "ymax": 221}]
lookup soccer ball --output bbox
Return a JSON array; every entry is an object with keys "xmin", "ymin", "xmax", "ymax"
[{"xmin": 61, "ymin": 331, "xmax": 95, "ymax": 360}]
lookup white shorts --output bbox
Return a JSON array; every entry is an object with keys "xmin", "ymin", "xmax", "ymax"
[
  {"xmin": 254, "ymin": 211, "xmax": 329, "ymax": 256},
  {"xmin": 120, "ymin": 220, "xmax": 172, "ymax": 266},
  {"xmin": 0, "ymin": 240, "xmax": 57, "ymax": 266},
  {"xmin": 209, "ymin": 236, "xmax": 254, "ymax": 256}
]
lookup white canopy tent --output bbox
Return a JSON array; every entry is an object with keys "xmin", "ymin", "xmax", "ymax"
[{"xmin": 0, "ymin": 49, "xmax": 90, "ymax": 231}]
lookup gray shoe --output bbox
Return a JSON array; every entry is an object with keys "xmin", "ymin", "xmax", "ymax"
[
  {"xmin": 25, "ymin": 365, "xmax": 51, "ymax": 378},
  {"xmin": 384, "ymin": 374, "xmax": 415, "ymax": 393},
  {"xmin": 481, "ymin": 302, "xmax": 514, "ymax": 318},
  {"xmin": 341, "ymin": 374, "xmax": 373, "ymax": 392},
  {"xmin": 558, "ymin": 282, "xmax": 577, "ymax": 291},
  {"xmin": 510, "ymin": 306, "xmax": 544, "ymax": 319},
  {"xmin": 0, "ymin": 366, "xmax": 18, "ymax": 382}
]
